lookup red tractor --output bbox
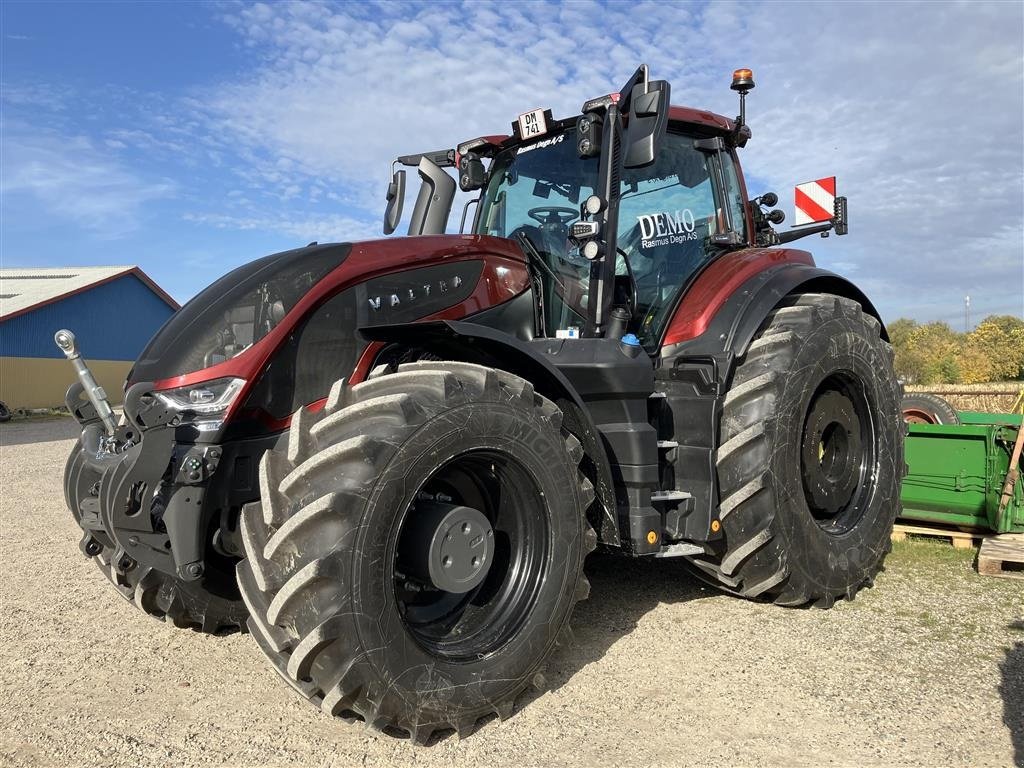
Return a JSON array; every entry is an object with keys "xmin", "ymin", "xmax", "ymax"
[{"xmin": 61, "ymin": 66, "xmax": 902, "ymax": 743}]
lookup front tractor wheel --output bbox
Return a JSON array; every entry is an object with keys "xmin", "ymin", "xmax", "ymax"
[
  {"xmin": 690, "ymin": 293, "xmax": 904, "ymax": 607},
  {"xmin": 236, "ymin": 362, "xmax": 596, "ymax": 743}
]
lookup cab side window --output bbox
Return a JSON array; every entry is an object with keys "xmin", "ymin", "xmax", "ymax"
[{"xmin": 721, "ymin": 150, "xmax": 748, "ymax": 241}]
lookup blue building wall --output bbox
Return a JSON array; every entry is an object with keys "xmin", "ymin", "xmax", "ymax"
[{"xmin": 0, "ymin": 273, "xmax": 176, "ymax": 361}]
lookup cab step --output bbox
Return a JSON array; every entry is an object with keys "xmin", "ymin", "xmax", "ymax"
[
  {"xmin": 653, "ymin": 542, "xmax": 703, "ymax": 558},
  {"xmin": 651, "ymin": 490, "xmax": 692, "ymax": 504}
]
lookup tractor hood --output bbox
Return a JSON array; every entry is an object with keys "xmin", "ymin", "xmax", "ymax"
[{"xmin": 129, "ymin": 235, "xmax": 529, "ymax": 390}]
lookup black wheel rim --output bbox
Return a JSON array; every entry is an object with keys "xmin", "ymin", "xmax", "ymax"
[
  {"xmin": 393, "ymin": 449, "xmax": 549, "ymax": 662},
  {"xmin": 799, "ymin": 372, "xmax": 877, "ymax": 534}
]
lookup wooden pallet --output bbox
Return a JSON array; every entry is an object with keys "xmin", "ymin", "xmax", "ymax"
[
  {"xmin": 891, "ymin": 523, "xmax": 983, "ymax": 549},
  {"xmin": 978, "ymin": 534, "xmax": 1024, "ymax": 580}
]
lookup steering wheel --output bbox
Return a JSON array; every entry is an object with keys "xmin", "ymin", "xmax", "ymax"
[{"xmin": 528, "ymin": 206, "xmax": 578, "ymax": 226}]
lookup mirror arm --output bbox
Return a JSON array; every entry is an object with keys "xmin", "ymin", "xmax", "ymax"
[
  {"xmin": 616, "ymin": 64, "xmax": 649, "ymax": 115},
  {"xmin": 396, "ymin": 149, "xmax": 456, "ymax": 169}
]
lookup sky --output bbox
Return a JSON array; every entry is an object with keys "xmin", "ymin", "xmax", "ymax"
[{"xmin": 2, "ymin": 0, "xmax": 1022, "ymax": 329}]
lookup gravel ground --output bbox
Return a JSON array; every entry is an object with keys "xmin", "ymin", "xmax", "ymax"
[{"xmin": 1, "ymin": 417, "xmax": 1021, "ymax": 768}]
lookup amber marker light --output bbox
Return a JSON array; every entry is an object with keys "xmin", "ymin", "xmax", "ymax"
[
  {"xmin": 646, "ymin": 530, "xmax": 658, "ymax": 545},
  {"xmin": 731, "ymin": 68, "xmax": 755, "ymax": 91}
]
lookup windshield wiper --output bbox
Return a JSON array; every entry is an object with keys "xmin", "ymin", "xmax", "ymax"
[{"xmin": 514, "ymin": 231, "xmax": 566, "ymax": 294}]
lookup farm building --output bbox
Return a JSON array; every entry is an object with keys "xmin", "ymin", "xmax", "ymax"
[{"xmin": 0, "ymin": 266, "xmax": 179, "ymax": 410}]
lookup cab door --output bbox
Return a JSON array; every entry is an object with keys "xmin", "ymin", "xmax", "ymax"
[{"xmin": 617, "ymin": 131, "xmax": 745, "ymax": 344}]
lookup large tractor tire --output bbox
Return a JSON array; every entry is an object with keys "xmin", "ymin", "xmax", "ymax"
[
  {"xmin": 689, "ymin": 293, "xmax": 903, "ymax": 607},
  {"xmin": 901, "ymin": 392, "xmax": 960, "ymax": 425},
  {"xmin": 236, "ymin": 362, "xmax": 596, "ymax": 744},
  {"xmin": 64, "ymin": 445, "xmax": 248, "ymax": 633}
]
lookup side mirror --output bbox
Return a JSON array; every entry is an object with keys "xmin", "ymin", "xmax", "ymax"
[
  {"xmin": 407, "ymin": 157, "xmax": 456, "ymax": 236},
  {"xmin": 622, "ymin": 79, "xmax": 670, "ymax": 168},
  {"xmin": 383, "ymin": 168, "xmax": 406, "ymax": 235}
]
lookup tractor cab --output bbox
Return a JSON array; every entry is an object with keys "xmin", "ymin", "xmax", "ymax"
[
  {"xmin": 384, "ymin": 67, "xmax": 846, "ymax": 351},
  {"xmin": 470, "ymin": 117, "xmax": 746, "ymax": 346}
]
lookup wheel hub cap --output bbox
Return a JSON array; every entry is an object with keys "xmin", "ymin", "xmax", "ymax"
[
  {"xmin": 403, "ymin": 502, "xmax": 495, "ymax": 593},
  {"xmin": 801, "ymin": 390, "xmax": 863, "ymax": 517}
]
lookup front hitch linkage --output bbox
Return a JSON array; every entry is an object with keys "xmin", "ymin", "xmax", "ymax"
[{"xmin": 54, "ymin": 329, "xmax": 118, "ymax": 436}]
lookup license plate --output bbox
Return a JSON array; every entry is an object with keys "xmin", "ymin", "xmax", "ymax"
[{"xmin": 518, "ymin": 108, "xmax": 548, "ymax": 139}]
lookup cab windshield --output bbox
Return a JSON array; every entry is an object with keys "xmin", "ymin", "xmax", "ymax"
[{"xmin": 475, "ymin": 127, "xmax": 726, "ymax": 344}]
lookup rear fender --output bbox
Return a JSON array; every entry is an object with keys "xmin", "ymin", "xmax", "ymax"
[
  {"xmin": 360, "ymin": 320, "xmax": 621, "ymax": 547},
  {"xmin": 661, "ymin": 263, "xmax": 887, "ymax": 375}
]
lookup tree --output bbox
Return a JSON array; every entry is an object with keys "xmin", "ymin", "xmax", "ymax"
[
  {"xmin": 888, "ymin": 318, "xmax": 924, "ymax": 382},
  {"xmin": 957, "ymin": 315, "xmax": 1024, "ymax": 383},
  {"xmin": 888, "ymin": 313, "xmax": 1024, "ymax": 384},
  {"xmin": 907, "ymin": 322, "xmax": 961, "ymax": 384}
]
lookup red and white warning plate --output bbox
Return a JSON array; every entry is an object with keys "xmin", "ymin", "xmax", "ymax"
[{"xmin": 794, "ymin": 176, "xmax": 836, "ymax": 225}]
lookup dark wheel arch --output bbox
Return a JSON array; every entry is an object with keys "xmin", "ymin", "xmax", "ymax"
[
  {"xmin": 661, "ymin": 264, "xmax": 889, "ymax": 378},
  {"xmin": 361, "ymin": 321, "xmax": 620, "ymax": 547}
]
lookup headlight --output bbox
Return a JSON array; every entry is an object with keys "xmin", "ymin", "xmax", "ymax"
[{"xmin": 154, "ymin": 377, "xmax": 245, "ymax": 428}]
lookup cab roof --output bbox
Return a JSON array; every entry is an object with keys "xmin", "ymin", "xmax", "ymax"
[
  {"xmin": 461, "ymin": 104, "xmax": 734, "ymax": 157},
  {"xmin": 668, "ymin": 105, "xmax": 734, "ymax": 133}
]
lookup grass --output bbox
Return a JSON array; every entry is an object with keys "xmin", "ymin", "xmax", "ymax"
[
  {"xmin": 885, "ymin": 538, "xmax": 1022, "ymax": 607},
  {"xmin": 889, "ymin": 537, "xmax": 979, "ymax": 566}
]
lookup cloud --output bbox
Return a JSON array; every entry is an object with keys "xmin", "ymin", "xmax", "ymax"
[
  {"xmin": 7, "ymin": 1, "xmax": 1015, "ymax": 323},
  {"xmin": 1, "ymin": 129, "xmax": 175, "ymax": 237},
  {"xmin": 182, "ymin": 210, "xmax": 381, "ymax": 242},
  {"xmin": 172, "ymin": 0, "xmax": 1020, "ymax": 323},
  {"xmin": 1, "ymin": 81, "xmax": 72, "ymax": 111}
]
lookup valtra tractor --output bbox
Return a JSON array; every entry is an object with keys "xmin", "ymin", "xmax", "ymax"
[{"xmin": 60, "ymin": 65, "xmax": 903, "ymax": 742}]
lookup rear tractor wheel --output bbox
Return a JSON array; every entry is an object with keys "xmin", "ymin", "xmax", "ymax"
[
  {"xmin": 236, "ymin": 362, "xmax": 596, "ymax": 743},
  {"xmin": 689, "ymin": 293, "xmax": 904, "ymax": 607}
]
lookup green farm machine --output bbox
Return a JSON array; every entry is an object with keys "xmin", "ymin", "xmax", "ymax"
[{"xmin": 899, "ymin": 392, "xmax": 1024, "ymax": 576}]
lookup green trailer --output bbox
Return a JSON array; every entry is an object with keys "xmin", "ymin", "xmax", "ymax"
[{"xmin": 901, "ymin": 411, "xmax": 1024, "ymax": 534}]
